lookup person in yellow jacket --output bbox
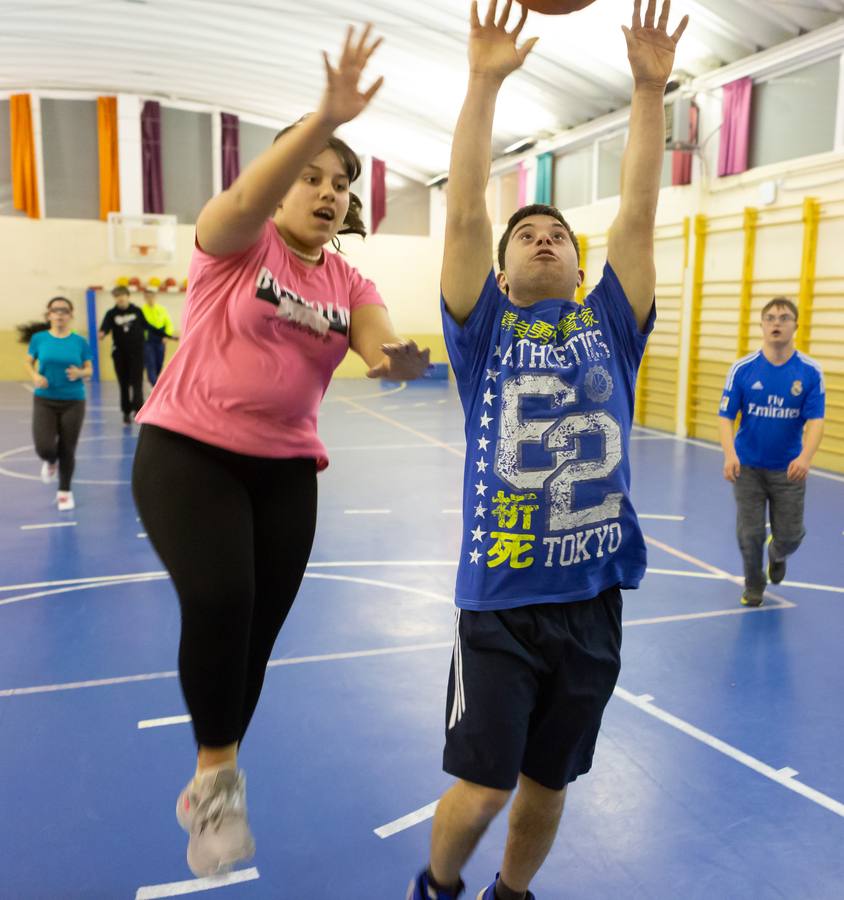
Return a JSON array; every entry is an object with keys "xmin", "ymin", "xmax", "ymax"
[{"xmin": 141, "ymin": 289, "xmax": 178, "ymax": 385}]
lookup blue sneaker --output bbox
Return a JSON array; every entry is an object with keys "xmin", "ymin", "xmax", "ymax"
[
  {"xmin": 476, "ymin": 876, "xmax": 536, "ymax": 900},
  {"xmin": 407, "ymin": 869, "xmax": 465, "ymax": 899}
]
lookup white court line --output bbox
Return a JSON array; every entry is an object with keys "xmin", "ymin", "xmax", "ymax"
[
  {"xmin": 779, "ymin": 578, "xmax": 844, "ymax": 595},
  {"xmin": 344, "ymin": 509, "xmax": 392, "ymax": 515},
  {"xmin": 338, "ymin": 398, "xmax": 464, "ymax": 459},
  {"xmin": 138, "ymin": 714, "xmax": 191, "ymax": 729},
  {"xmin": 20, "ymin": 522, "xmax": 77, "ymax": 530},
  {"xmin": 375, "ymin": 801, "xmax": 439, "ymax": 838},
  {"xmin": 327, "ymin": 442, "xmax": 464, "ymax": 452},
  {"xmin": 639, "ymin": 514, "xmax": 686, "ymax": 521},
  {"xmin": 135, "ymin": 867, "xmax": 260, "ymax": 899},
  {"xmin": 633, "ymin": 424, "xmax": 844, "ymax": 484},
  {"xmin": 613, "ymin": 687, "xmax": 844, "ymax": 818},
  {"xmin": 376, "ymin": 685, "xmax": 844, "ymax": 838},
  {"xmin": 4, "ymin": 641, "xmax": 453, "ymax": 699},
  {"xmin": 323, "ymin": 382, "xmax": 407, "ymax": 403},
  {"xmin": 0, "ymin": 574, "xmax": 167, "ymax": 607}
]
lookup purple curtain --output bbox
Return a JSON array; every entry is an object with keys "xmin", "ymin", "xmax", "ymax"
[
  {"xmin": 141, "ymin": 101, "xmax": 163, "ymax": 213},
  {"xmin": 371, "ymin": 157, "xmax": 386, "ymax": 234},
  {"xmin": 718, "ymin": 77, "xmax": 753, "ymax": 177},
  {"xmin": 221, "ymin": 113, "xmax": 240, "ymax": 191}
]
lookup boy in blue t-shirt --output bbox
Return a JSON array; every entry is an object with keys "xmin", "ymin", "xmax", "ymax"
[
  {"xmin": 408, "ymin": 3, "xmax": 689, "ymax": 899},
  {"xmin": 718, "ymin": 297, "xmax": 825, "ymax": 607}
]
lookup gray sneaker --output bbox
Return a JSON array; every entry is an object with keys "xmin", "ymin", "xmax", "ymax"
[{"xmin": 176, "ymin": 768, "xmax": 255, "ymax": 877}]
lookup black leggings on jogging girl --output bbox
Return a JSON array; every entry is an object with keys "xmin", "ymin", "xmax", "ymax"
[{"xmin": 132, "ymin": 424, "xmax": 317, "ymax": 747}]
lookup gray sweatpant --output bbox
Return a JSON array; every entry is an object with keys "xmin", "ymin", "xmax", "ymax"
[{"xmin": 733, "ymin": 466, "xmax": 806, "ymax": 600}]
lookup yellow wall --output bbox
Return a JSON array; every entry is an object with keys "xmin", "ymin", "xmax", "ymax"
[{"xmin": 3, "ymin": 151, "xmax": 844, "ymax": 471}]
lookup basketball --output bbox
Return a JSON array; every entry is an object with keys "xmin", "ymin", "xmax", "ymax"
[{"xmin": 519, "ymin": 0, "xmax": 597, "ymax": 14}]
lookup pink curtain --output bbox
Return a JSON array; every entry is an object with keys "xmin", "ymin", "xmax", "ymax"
[
  {"xmin": 221, "ymin": 113, "xmax": 240, "ymax": 190},
  {"xmin": 672, "ymin": 103, "xmax": 698, "ymax": 186},
  {"xmin": 718, "ymin": 77, "xmax": 753, "ymax": 177},
  {"xmin": 371, "ymin": 157, "xmax": 386, "ymax": 234},
  {"xmin": 517, "ymin": 161, "xmax": 528, "ymax": 207}
]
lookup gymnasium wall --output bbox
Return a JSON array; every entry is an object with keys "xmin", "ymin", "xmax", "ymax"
[{"xmin": 0, "ymin": 217, "xmax": 446, "ymax": 380}]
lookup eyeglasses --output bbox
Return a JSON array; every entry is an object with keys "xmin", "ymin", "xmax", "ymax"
[
  {"xmin": 762, "ymin": 314, "xmax": 795, "ymax": 324},
  {"xmin": 49, "ymin": 307, "xmax": 72, "ymax": 315}
]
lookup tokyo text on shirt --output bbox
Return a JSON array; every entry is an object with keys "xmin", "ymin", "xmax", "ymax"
[
  {"xmin": 442, "ymin": 264, "xmax": 653, "ymax": 611},
  {"xmin": 719, "ymin": 350, "xmax": 825, "ymax": 470}
]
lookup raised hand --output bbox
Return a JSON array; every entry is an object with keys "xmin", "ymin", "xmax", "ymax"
[
  {"xmin": 622, "ymin": 0, "xmax": 688, "ymax": 90},
  {"xmin": 317, "ymin": 24, "xmax": 384, "ymax": 128},
  {"xmin": 468, "ymin": 0, "xmax": 538, "ymax": 83},
  {"xmin": 366, "ymin": 340, "xmax": 431, "ymax": 380}
]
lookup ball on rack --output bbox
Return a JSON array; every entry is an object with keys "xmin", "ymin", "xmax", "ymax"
[{"xmin": 518, "ymin": 0, "xmax": 597, "ymax": 14}]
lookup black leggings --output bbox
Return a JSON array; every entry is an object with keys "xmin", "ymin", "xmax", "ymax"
[
  {"xmin": 32, "ymin": 396, "xmax": 86, "ymax": 491},
  {"xmin": 132, "ymin": 424, "xmax": 318, "ymax": 747}
]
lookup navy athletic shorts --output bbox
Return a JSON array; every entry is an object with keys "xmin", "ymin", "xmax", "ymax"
[{"xmin": 443, "ymin": 586, "xmax": 622, "ymax": 791}]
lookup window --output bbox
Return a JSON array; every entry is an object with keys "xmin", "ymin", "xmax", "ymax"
[
  {"xmin": 0, "ymin": 100, "xmax": 21, "ymax": 216},
  {"xmin": 553, "ymin": 146, "xmax": 593, "ymax": 210},
  {"xmin": 749, "ymin": 56, "xmax": 840, "ymax": 169},
  {"xmin": 160, "ymin": 107, "xmax": 213, "ymax": 224},
  {"xmin": 597, "ymin": 132, "xmax": 626, "ymax": 200},
  {"xmin": 41, "ymin": 99, "xmax": 99, "ymax": 219},
  {"xmin": 498, "ymin": 170, "xmax": 520, "ymax": 222},
  {"xmin": 239, "ymin": 121, "xmax": 278, "ymax": 170}
]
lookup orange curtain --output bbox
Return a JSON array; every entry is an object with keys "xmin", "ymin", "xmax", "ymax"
[
  {"xmin": 97, "ymin": 96, "xmax": 120, "ymax": 220},
  {"xmin": 10, "ymin": 94, "xmax": 39, "ymax": 218}
]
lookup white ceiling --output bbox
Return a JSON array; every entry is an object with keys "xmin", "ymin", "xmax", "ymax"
[{"xmin": 2, "ymin": 0, "xmax": 843, "ymax": 180}]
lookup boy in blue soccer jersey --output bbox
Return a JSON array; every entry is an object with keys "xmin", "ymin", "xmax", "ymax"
[
  {"xmin": 408, "ymin": 2, "xmax": 688, "ymax": 899},
  {"xmin": 718, "ymin": 297, "xmax": 825, "ymax": 607}
]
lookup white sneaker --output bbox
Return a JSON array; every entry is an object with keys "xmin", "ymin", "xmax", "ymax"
[
  {"xmin": 41, "ymin": 461, "xmax": 57, "ymax": 483},
  {"xmin": 176, "ymin": 767, "xmax": 255, "ymax": 877},
  {"xmin": 56, "ymin": 491, "xmax": 75, "ymax": 511}
]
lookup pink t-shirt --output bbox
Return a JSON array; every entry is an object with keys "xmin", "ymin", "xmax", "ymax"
[{"xmin": 136, "ymin": 220, "xmax": 385, "ymax": 468}]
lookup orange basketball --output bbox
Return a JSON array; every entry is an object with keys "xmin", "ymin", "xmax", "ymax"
[{"xmin": 519, "ymin": 0, "xmax": 597, "ymax": 14}]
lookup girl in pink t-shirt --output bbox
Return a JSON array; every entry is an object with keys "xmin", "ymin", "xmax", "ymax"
[{"xmin": 132, "ymin": 25, "xmax": 429, "ymax": 878}]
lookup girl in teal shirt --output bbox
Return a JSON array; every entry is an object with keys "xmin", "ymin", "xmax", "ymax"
[{"xmin": 20, "ymin": 297, "xmax": 93, "ymax": 511}]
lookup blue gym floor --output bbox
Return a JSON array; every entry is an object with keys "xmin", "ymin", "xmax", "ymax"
[{"xmin": 1, "ymin": 378, "xmax": 842, "ymax": 900}]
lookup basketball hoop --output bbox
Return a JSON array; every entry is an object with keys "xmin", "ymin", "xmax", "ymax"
[{"xmin": 131, "ymin": 243, "xmax": 157, "ymax": 258}]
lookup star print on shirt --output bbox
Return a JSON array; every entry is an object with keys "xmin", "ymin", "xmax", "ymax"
[
  {"xmin": 471, "ymin": 526, "xmax": 487, "ymax": 542},
  {"xmin": 469, "ymin": 548, "xmax": 482, "ymax": 564},
  {"xmin": 493, "ymin": 345, "xmax": 501, "ymax": 358},
  {"xmin": 475, "ymin": 458, "xmax": 488, "ymax": 473},
  {"xmin": 482, "ymin": 388, "xmax": 497, "ymax": 406},
  {"xmin": 474, "ymin": 503, "xmax": 487, "ymax": 518},
  {"xmin": 477, "ymin": 436, "xmax": 490, "ymax": 451},
  {"xmin": 479, "ymin": 412, "xmax": 492, "ymax": 429},
  {"xmin": 486, "ymin": 368, "xmax": 500, "ymax": 381},
  {"xmin": 475, "ymin": 480, "xmax": 488, "ymax": 496}
]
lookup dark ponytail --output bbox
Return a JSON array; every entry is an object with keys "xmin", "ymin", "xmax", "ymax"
[{"xmin": 17, "ymin": 296, "xmax": 73, "ymax": 343}]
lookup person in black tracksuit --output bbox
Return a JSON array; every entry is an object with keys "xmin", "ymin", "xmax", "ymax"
[{"xmin": 99, "ymin": 285, "xmax": 146, "ymax": 423}]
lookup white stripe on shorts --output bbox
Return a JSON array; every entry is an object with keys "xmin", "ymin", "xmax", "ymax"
[{"xmin": 448, "ymin": 609, "xmax": 465, "ymax": 729}]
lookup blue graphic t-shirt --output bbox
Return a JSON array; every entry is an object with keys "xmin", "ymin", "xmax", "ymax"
[
  {"xmin": 442, "ymin": 263, "xmax": 653, "ymax": 611},
  {"xmin": 28, "ymin": 331, "xmax": 91, "ymax": 401},
  {"xmin": 719, "ymin": 350, "xmax": 825, "ymax": 470}
]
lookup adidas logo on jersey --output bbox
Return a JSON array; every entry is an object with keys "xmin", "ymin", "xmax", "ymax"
[{"xmin": 751, "ymin": 381, "xmax": 764, "ymax": 390}]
